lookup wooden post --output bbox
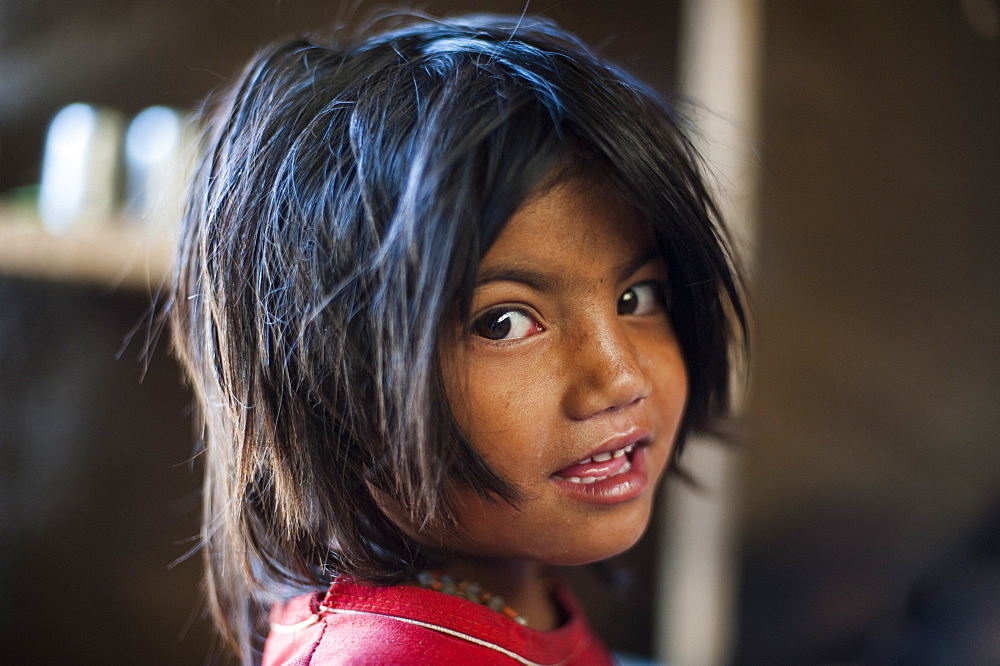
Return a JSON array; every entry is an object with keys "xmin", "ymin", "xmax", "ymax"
[{"xmin": 656, "ymin": 1, "xmax": 761, "ymax": 664}]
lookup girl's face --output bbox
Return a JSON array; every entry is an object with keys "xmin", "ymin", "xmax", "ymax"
[{"xmin": 441, "ymin": 178, "xmax": 688, "ymax": 566}]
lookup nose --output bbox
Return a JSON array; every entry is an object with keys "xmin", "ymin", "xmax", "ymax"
[{"xmin": 563, "ymin": 316, "xmax": 653, "ymax": 420}]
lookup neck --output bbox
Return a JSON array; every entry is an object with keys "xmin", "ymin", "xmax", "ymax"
[{"xmin": 444, "ymin": 558, "xmax": 559, "ymax": 631}]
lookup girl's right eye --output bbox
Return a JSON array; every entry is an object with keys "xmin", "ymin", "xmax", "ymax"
[{"xmin": 471, "ymin": 308, "xmax": 543, "ymax": 341}]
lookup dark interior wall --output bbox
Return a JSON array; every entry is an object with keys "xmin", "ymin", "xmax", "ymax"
[
  {"xmin": 0, "ymin": 278, "xmax": 212, "ymax": 662},
  {"xmin": 741, "ymin": 2, "xmax": 1000, "ymax": 663},
  {"xmin": 0, "ymin": 0, "xmax": 677, "ymax": 190}
]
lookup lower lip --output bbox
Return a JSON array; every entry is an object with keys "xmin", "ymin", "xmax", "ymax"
[{"xmin": 549, "ymin": 446, "xmax": 649, "ymax": 505}]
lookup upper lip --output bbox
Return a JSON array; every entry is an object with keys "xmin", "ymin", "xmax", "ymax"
[{"xmin": 553, "ymin": 428, "xmax": 651, "ymax": 473}]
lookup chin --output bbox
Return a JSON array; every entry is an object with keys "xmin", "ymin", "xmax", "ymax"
[{"xmin": 547, "ymin": 505, "xmax": 655, "ymax": 567}]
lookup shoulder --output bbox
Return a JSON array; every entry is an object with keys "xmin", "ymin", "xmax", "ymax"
[
  {"xmin": 262, "ymin": 578, "xmax": 616, "ymax": 666},
  {"xmin": 261, "ymin": 587, "xmax": 515, "ymax": 666}
]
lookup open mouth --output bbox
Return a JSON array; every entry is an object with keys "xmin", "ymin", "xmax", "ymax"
[{"xmin": 551, "ymin": 441, "xmax": 639, "ymax": 484}]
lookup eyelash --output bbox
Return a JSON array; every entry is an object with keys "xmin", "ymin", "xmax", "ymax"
[{"xmin": 469, "ymin": 280, "xmax": 670, "ymax": 343}]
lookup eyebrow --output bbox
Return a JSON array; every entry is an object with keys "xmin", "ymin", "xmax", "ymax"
[
  {"xmin": 616, "ymin": 250, "xmax": 663, "ymax": 283},
  {"xmin": 475, "ymin": 249, "xmax": 663, "ymax": 292}
]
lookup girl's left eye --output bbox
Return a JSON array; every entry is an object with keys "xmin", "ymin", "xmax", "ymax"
[
  {"xmin": 618, "ymin": 281, "xmax": 667, "ymax": 316},
  {"xmin": 471, "ymin": 308, "xmax": 543, "ymax": 341}
]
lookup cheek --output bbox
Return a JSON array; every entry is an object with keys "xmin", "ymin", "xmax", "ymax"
[
  {"xmin": 640, "ymin": 328, "xmax": 689, "ymax": 402},
  {"xmin": 644, "ymin": 341, "xmax": 690, "ymax": 461},
  {"xmin": 447, "ymin": 350, "xmax": 559, "ymax": 460},
  {"xmin": 653, "ymin": 358, "xmax": 688, "ymax": 413}
]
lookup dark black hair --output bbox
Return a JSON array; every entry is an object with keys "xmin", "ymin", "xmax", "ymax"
[{"xmin": 167, "ymin": 13, "xmax": 746, "ymax": 661}]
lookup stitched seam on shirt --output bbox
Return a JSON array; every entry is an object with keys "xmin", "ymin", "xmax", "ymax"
[
  {"xmin": 327, "ymin": 594, "xmax": 506, "ymax": 638},
  {"xmin": 327, "ymin": 608, "xmax": 560, "ymax": 666},
  {"xmin": 303, "ymin": 620, "xmax": 327, "ymax": 665}
]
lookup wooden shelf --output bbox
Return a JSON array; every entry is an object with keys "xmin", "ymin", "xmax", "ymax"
[{"xmin": 0, "ymin": 211, "xmax": 174, "ymax": 291}]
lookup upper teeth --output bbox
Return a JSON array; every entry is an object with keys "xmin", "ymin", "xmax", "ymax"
[
  {"xmin": 554, "ymin": 443, "xmax": 636, "ymax": 483},
  {"xmin": 578, "ymin": 443, "xmax": 634, "ymax": 465}
]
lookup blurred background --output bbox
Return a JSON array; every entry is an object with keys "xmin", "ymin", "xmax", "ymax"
[{"xmin": 0, "ymin": 1, "xmax": 997, "ymax": 664}]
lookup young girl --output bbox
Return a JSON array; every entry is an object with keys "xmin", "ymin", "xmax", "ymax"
[{"xmin": 168, "ymin": 13, "xmax": 745, "ymax": 665}]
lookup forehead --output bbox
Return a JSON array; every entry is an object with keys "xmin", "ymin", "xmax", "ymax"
[{"xmin": 480, "ymin": 179, "xmax": 657, "ymax": 274}]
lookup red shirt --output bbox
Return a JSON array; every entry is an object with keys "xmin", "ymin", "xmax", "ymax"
[{"xmin": 263, "ymin": 578, "xmax": 615, "ymax": 665}]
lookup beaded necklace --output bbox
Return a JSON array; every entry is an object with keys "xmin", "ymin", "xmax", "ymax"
[{"xmin": 415, "ymin": 570, "xmax": 529, "ymax": 626}]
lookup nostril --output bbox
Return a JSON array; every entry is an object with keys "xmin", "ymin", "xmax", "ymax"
[{"xmin": 603, "ymin": 393, "xmax": 646, "ymax": 414}]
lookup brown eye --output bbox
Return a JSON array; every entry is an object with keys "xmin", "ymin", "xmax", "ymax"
[
  {"xmin": 471, "ymin": 308, "xmax": 542, "ymax": 341},
  {"xmin": 618, "ymin": 281, "xmax": 666, "ymax": 316}
]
